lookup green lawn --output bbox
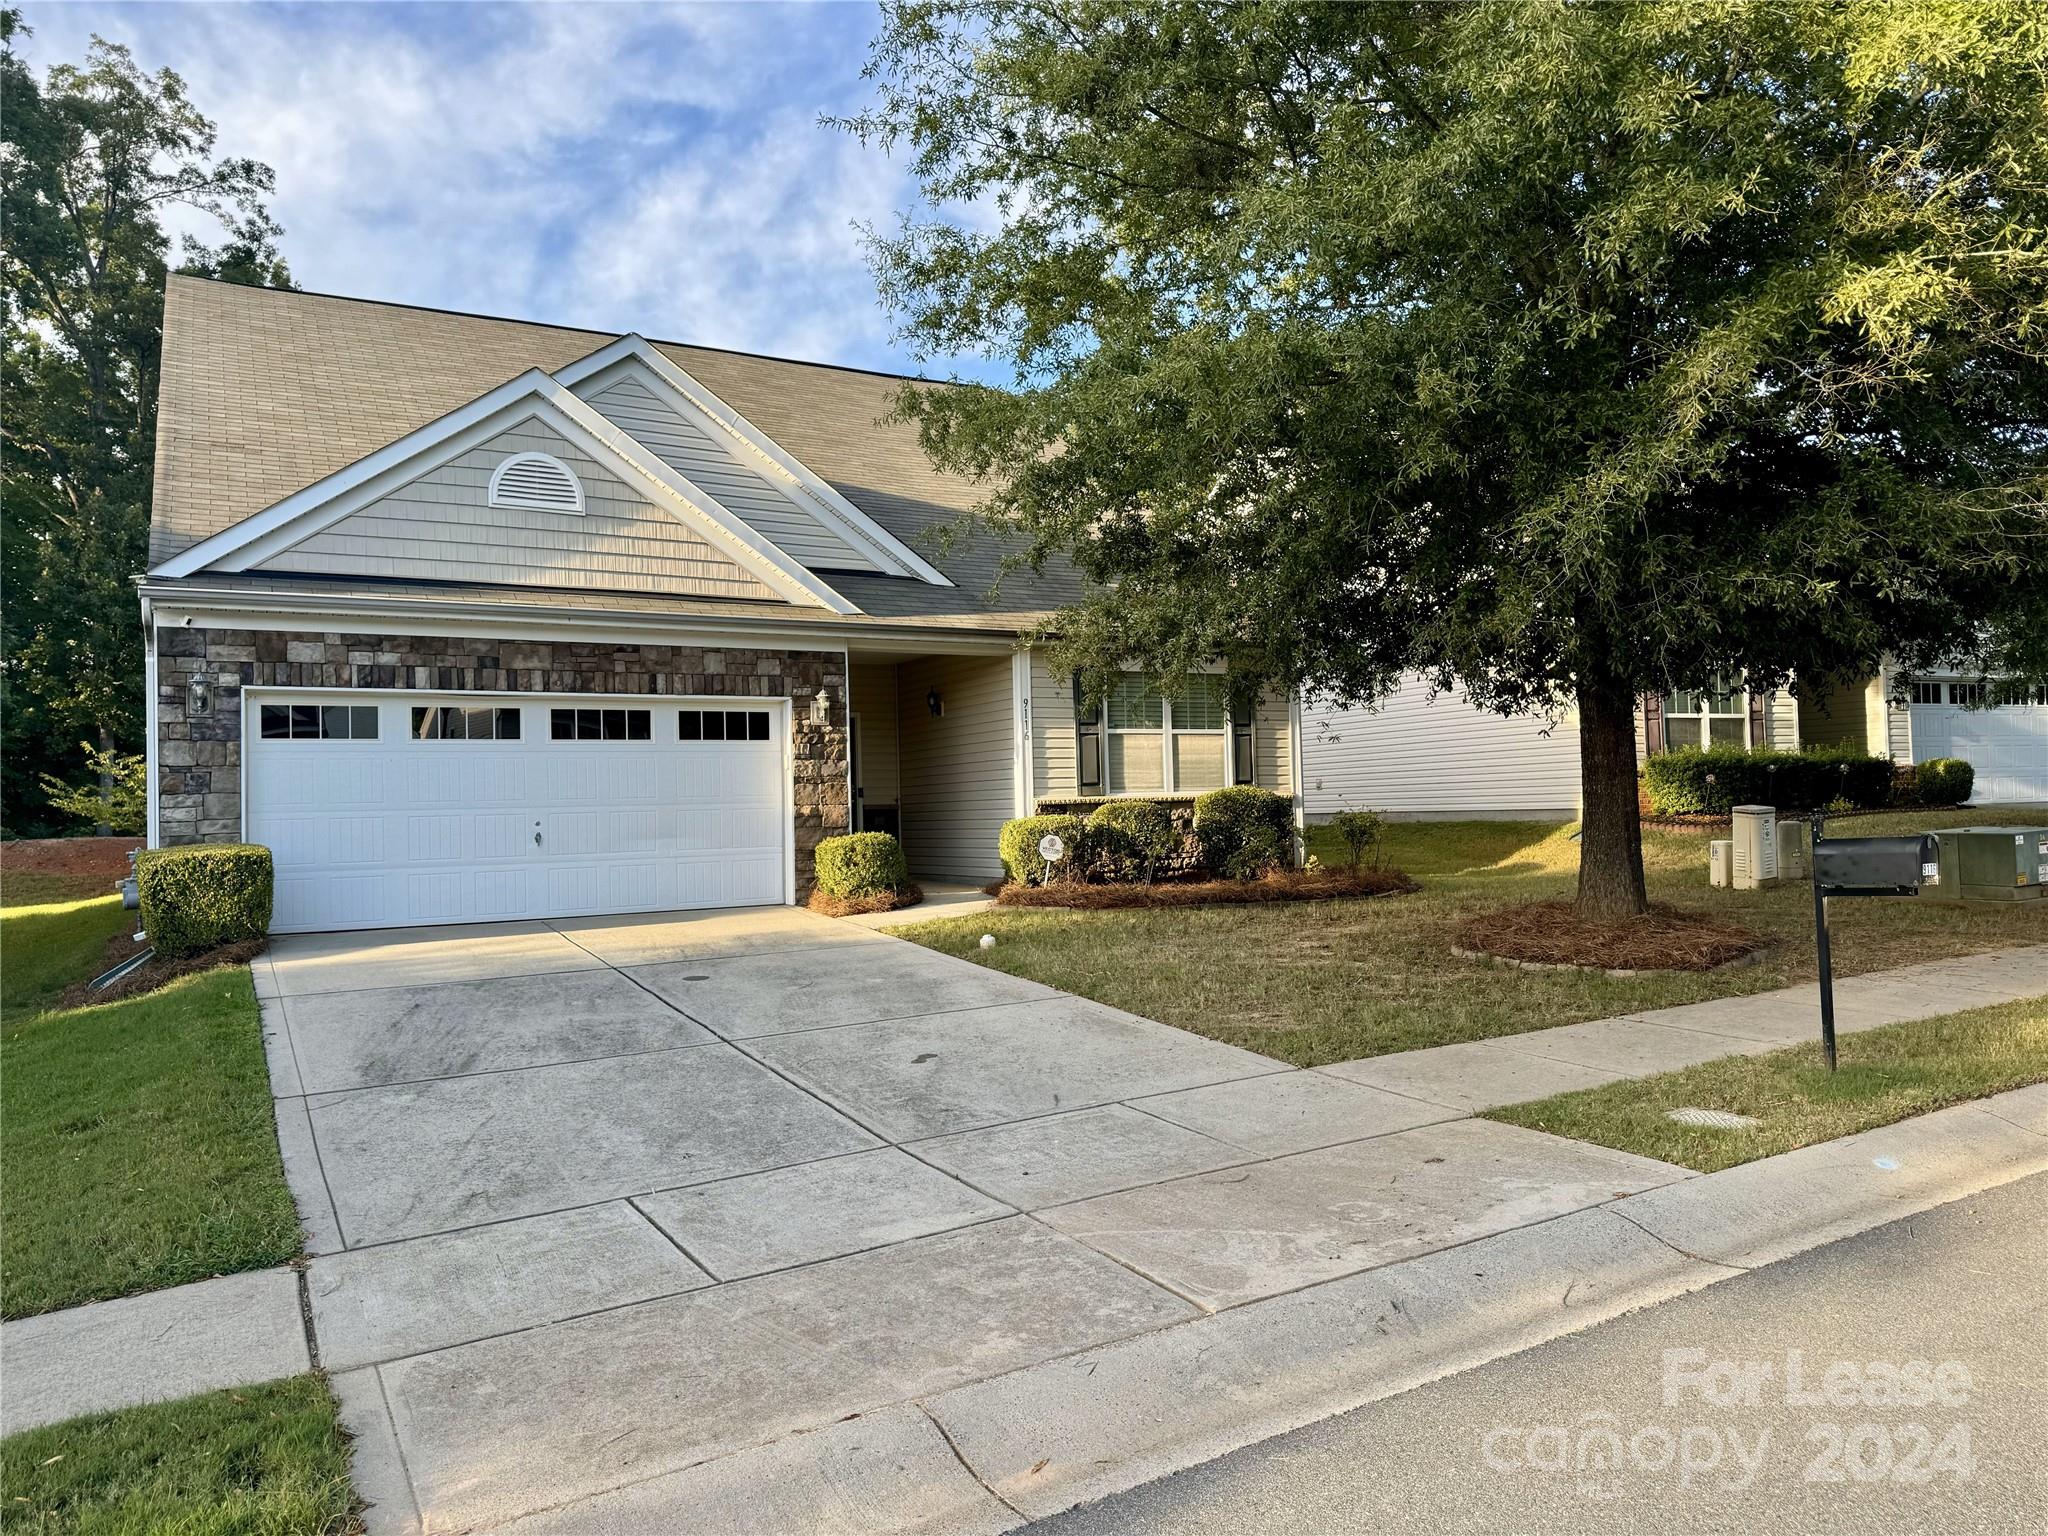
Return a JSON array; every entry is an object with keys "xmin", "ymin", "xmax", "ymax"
[
  {"xmin": 1, "ymin": 904, "xmax": 300, "ymax": 1318},
  {"xmin": 1, "ymin": 895, "xmax": 133, "ymax": 1024},
  {"xmin": 2, "ymin": 869, "xmax": 120, "ymax": 908},
  {"xmin": 0, "ymin": 1376, "xmax": 358, "ymax": 1536},
  {"xmin": 901, "ymin": 810, "xmax": 2048, "ymax": 1067},
  {"xmin": 1486, "ymin": 997, "xmax": 2047, "ymax": 1172}
]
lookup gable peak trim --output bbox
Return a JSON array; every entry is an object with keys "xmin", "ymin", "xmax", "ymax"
[
  {"xmin": 150, "ymin": 367, "xmax": 859, "ymax": 614},
  {"xmin": 557, "ymin": 335, "xmax": 955, "ymax": 587}
]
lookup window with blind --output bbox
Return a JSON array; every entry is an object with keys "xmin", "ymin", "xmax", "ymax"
[{"xmin": 1095, "ymin": 673, "xmax": 1243, "ymax": 794}]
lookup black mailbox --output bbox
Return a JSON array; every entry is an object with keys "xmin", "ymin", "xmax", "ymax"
[{"xmin": 1812, "ymin": 835, "xmax": 1940, "ymax": 897}]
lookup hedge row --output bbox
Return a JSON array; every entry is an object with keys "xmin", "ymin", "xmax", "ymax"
[
  {"xmin": 1641, "ymin": 746, "xmax": 1968, "ymax": 815},
  {"xmin": 999, "ymin": 787, "xmax": 1296, "ymax": 885},
  {"xmin": 137, "ymin": 843, "xmax": 273, "ymax": 958}
]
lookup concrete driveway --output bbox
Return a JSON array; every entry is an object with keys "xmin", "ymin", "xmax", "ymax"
[{"xmin": 258, "ymin": 906, "xmax": 1686, "ymax": 1533}]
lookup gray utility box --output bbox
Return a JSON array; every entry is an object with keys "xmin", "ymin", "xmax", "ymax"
[
  {"xmin": 1813, "ymin": 835, "xmax": 1940, "ymax": 897},
  {"xmin": 1920, "ymin": 826, "xmax": 2048, "ymax": 904}
]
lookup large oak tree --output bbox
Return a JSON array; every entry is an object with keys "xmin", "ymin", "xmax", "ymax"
[{"xmin": 846, "ymin": 0, "xmax": 2047, "ymax": 917}]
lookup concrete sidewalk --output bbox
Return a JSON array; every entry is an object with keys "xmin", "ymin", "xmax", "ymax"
[
  {"xmin": 1319, "ymin": 946, "xmax": 2048, "ymax": 1111},
  {"xmin": 0, "ymin": 1268, "xmax": 309, "ymax": 1436}
]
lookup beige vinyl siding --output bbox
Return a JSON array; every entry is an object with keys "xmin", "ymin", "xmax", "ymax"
[
  {"xmin": 1798, "ymin": 679, "xmax": 1877, "ymax": 752},
  {"xmin": 257, "ymin": 418, "xmax": 777, "ymax": 600},
  {"xmin": 582, "ymin": 372, "xmax": 881, "ymax": 573},
  {"xmin": 1872, "ymin": 667, "xmax": 1912, "ymax": 760},
  {"xmin": 1030, "ymin": 649, "xmax": 1078, "ymax": 796},
  {"xmin": 897, "ymin": 654, "xmax": 1014, "ymax": 880},
  {"xmin": 1253, "ymin": 688, "xmax": 1293, "ymax": 795},
  {"xmin": 851, "ymin": 662, "xmax": 902, "ymax": 818},
  {"xmin": 1304, "ymin": 679, "xmax": 1581, "ymax": 819}
]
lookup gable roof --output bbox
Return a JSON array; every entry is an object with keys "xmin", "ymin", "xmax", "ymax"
[
  {"xmin": 154, "ymin": 368, "xmax": 857, "ymax": 611},
  {"xmin": 149, "ymin": 277, "xmax": 1085, "ymax": 628},
  {"xmin": 561, "ymin": 337, "xmax": 951, "ymax": 585}
]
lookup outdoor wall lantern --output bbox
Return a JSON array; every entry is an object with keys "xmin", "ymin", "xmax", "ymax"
[
  {"xmin": 187, "ymin": 676, "xmax": 213, "ymax": 715},
  {"xmin": 809, "ymin": 687, "xmax": 832, "ymax": 726},
  {"xmin": 927, "ymin": 688, "xmax": 944, "ymax": 718}
]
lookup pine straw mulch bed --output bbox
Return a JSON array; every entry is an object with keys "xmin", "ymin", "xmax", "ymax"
[
  {"xmin": 1, "ymin": 835, "xmax": 144, "ymax": 876},
  {"xmin": 995, "ymin": 867, "xmax": 1417, "ymax": 910},
  {"xmin": 1453, "ymin": 900, "xmax": 1768, "ymax": 974},
  {"xmin": 806, "ymin": 885, "xmax": 925, "ymax": 918},
  {"xmin": 57, "ymin": 928, "xmax": 269, "ymax": 1009}
]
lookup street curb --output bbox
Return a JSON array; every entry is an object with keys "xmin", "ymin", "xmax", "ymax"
[{"xmin": 913, "ymin": 1085, "xmax": 2048, "ymax": 1527}]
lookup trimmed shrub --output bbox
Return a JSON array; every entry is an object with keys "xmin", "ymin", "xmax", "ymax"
[
  {"xmin": 1913, "ymin": 757, "xmax": 1976, "ymax": 806},
  {"xmin": 1328, "ymin": 808, "xmax": 1387, "ymax": 870},
  {"xmin": 1640, "ymin": 746, "xmax": 1896, "ymax": 815},
  {"xmin": 998, "ymin": 814, "xmax": 1088, "ymax": 884},
  {"xmin": 137, "ymin": 843, "xmax": 273, "ymax": 959},
  {"xmin": 1193, "ymin": 786, "xmax": 1295, "ymax": 879},
  {"xmin": 1086, "ymin": 799, "xmax": 1179, "ymax": 883},
  {"xmin": 813, "ymin": 832, "xmax": 909, "ymax": 898}
]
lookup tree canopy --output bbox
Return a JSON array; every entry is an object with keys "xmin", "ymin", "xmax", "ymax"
[
  {"xmin": 1, "ymin": 8, "xmax": 291, "ymax": 832},
  {"xmin": 846, "ymin": 0, "xmax": 2048, "ymax": 915}
]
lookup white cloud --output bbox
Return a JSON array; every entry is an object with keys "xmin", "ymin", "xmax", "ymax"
[{"xmin": 14, "ymin": 1, "xmax": 985, "ymax": 374}]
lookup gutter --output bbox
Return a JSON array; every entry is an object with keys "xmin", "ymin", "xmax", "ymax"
[{"xmin": 132, "ymin": 577, "xmax": 1035, "ymax": 655}]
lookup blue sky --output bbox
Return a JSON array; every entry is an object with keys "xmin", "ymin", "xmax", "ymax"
[{"xmin": 17, "ymin": 1, "xmax": 997, "ymax": 379}]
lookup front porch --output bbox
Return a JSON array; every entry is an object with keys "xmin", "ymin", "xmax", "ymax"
[{"xmin": 848, "ymin": 649, "xmax": 1022, "ymax": 885}]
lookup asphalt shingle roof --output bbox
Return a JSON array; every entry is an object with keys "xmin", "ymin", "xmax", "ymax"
[{"xmin": 149, "ymin": 276, "xmax": 1084, "ymax": 629}]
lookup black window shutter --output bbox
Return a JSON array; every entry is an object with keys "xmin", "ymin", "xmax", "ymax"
[
  {"xmin": 1748, "ymin": 691, "xmax": 1767, "ymax": 747},
  {"xmin": 1073, "ymin": 672, "xmax": 1102, "ymax": 793},
  {"xmin": 1232, "ymin": 716, "xmax": 1255, "ymax": 784},
  {"xmin": 1641, "ymin": 694, "xmax": 1666, "ymax": 756}
]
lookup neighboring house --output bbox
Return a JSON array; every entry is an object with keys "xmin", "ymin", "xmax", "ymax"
[
  {"xmin": 1306, "ymin": 668, "xmax": 2047, "ymax": 821},
  {"xmin": 141, "ymin": 278, "xmax": 1300, "ymax": 933}
]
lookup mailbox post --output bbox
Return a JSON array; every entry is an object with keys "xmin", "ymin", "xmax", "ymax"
[{"xmin": 1808, "ymin": 815, "xmax": 1941, "ymax": 1070}]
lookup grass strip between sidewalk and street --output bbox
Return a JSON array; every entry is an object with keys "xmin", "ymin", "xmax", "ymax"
[
  {"xmin": 1484, "ymin": 996, "xmax": 2047, "ymax": 1173},
  {"xmin": 0, "ymin": 932, "xmax": 300, "ymax": 1319},
  {"xmin": 0, "ymin": 1375, "xmax": 358, "ymax": 1536}
]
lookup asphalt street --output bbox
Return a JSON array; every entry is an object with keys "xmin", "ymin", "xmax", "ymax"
[{"xmin": 1029, "ymin": 1170, "xmax": 2048, "ymax": 1536}]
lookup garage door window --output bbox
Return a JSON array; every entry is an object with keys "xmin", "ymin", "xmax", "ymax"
[
  {"xmin": 412, "ymin": 705, "xmax": 521, "ymax": 740},
  {"xmin": 549, "ymin": 707, "xmax": 651, "ymax": 741},
  {"xmin": 1949, "ymin": 682, "xmax": 1987, "ymax": 707},
  {"xmin": 679, "ymin": 708, "xmax": 771, "ymax": 742},
  {"xmin": 260, "ymin": 703, "xmax": 378, "ymax": 741}
]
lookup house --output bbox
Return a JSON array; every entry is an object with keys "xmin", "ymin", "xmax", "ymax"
[
  {"xmin": 1304, "ymin": 667, "xmax": 2046, "ymax": 821},
  {"xmin": 141, "ymin": 278, "xmax": 1302, "ymax": 933}
]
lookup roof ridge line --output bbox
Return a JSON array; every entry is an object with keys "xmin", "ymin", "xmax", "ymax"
[{"xmin": 167, "ymin": 272, "xmax": 951, "ymax": 387}]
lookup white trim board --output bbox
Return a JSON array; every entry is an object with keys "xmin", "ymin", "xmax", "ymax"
[
  {"xmin": 150, "ymin": 369, "xmax": 858, "ymax": 615},
  {"xmin": 556, "ymin": 336, "xmax": 953, "ymax": 587},
  {"xmin": 142, "ymin": 591, "xmax": 1019, "ymax": 657}
]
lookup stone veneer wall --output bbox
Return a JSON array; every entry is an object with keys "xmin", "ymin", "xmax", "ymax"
[{"xmin": 154, "ymin": 627, "xmax": 849, "ymax": 888}]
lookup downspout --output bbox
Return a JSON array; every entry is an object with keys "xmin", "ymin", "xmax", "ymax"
[
  {"xmin": 1288, "ymin": 687, "xmax": 1307, "ymax": 864},
  {"xmin": 141, "ymin": 592, "xmax": 159, "ymax": 848}
]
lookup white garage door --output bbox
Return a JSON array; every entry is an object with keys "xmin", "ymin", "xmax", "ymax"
[
  {"xmin": 1909, "ymin": 686, "xmax": 2048, "ymax": 803},
  {"xmin": 246, "ymin": 694, "xmax": 788, "ymax": 933}
]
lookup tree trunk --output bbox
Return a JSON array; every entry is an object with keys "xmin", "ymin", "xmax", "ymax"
[
  {"xmin": 96, "ymin": 723, "xmax": 113, "ymax": 838},
  {"xmin": 1575, "ymin": 678, "xmax": 1648, "ymax": 920}
]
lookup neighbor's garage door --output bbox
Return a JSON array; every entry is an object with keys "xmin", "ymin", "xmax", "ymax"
[
  {"xmin": 245, "ymin": 695, "xmax": 787, "ymax": 932},
  {"xmin": 1909, "ymin": 685, "xmax": 2048, "ymax": 804}
]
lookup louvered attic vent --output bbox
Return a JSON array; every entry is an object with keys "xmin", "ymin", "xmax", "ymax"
[{"xmin": 488, "ymin": 452, "xmax": 585, "ymax": 513}]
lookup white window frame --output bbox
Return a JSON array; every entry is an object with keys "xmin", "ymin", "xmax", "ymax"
[
  {"xmin": 1101, "ymin": 673, "xmax": 1244, "ymax": 795},
  {"xmin": 1663, "ymin": 677, "xmax": 1751, "ymax": 749}
]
